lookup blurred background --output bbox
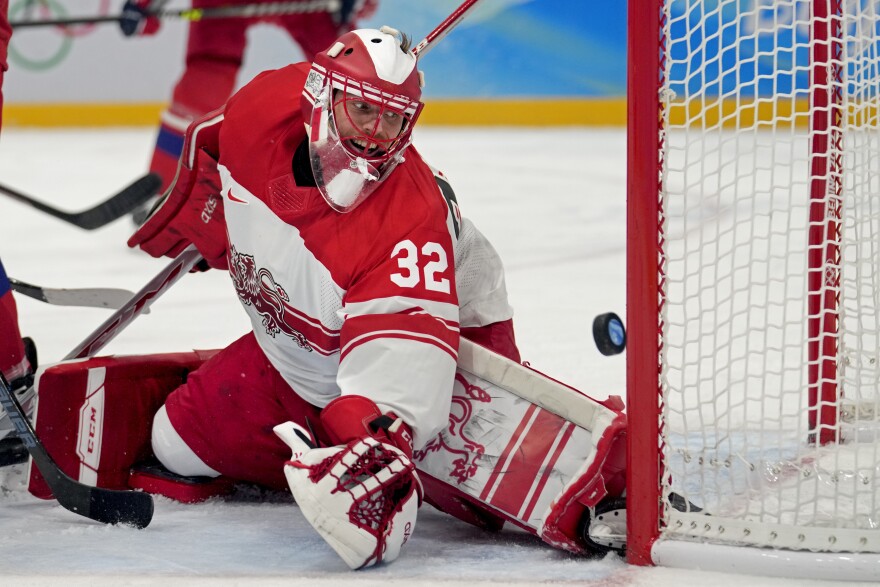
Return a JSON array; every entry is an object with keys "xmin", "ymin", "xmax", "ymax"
[
  {"xmin": 0, "ymin": 0, "xmax": 631, "ymax": 399},
  {"xmin": 3, "ymin": 0, "xmax": 622, "ymax": 127}
]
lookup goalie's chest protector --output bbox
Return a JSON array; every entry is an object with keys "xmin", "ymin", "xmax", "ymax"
[{"xmin": 214, "ymin": 64, "xmax": 459, "ymax": 413}]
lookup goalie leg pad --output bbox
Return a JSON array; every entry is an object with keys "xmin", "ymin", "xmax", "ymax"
[
  {"xmin": 128, "ymin": 458, "xmax": 234, "ymax": 504},
  {"xmin": 275, "ymin": 422, "xmax": 421, "ymax": 570},
  {"xmin": 420, "ymin": 472, "xmax": 505, "ymax": 532},
  {"xmin": 28, "ymin": 351, "xmax": 212, "ymax": 499},
  {"xmin": 414, "ymin": 340, "xmax": 627, "ymax": 554}
]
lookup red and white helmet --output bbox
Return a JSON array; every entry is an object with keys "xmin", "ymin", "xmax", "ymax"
[{"xmin": 301, "ymin": 27, "xmax": 425, "ymax": 212}]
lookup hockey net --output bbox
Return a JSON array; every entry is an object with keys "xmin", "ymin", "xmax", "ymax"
[{"xmin": 628, "ymin": 0, "xmax": 880, "ymax": 579}]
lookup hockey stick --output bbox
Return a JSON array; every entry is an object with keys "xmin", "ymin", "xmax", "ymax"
[
  {"xmin": 411, "ymin": 0, "xmax": 483, "ymax": 58},
  {"xmin": 0, "ymin": 173, "xmax": 161, "ymax": 230},
  {"xmin": 0, "ymin": 246, "xmax": 202, "ymax": 463},
  {"xmin": 0, "ymin": 246, "xmax": 202, "ymax": 522},
  {"xmin": 0, "ymin": 373, "xmax": 154, "ymax": 527},
  {"xmin": 65, "ymin": 245, "xmax": 204, "ymax": 359},
  {"xmin": 10, "ymin": 277, "xmax": 139, "ymax": 311},
  {"xmin": 10, "ymin": 0, "xmax": 339, "ymax": 28}
]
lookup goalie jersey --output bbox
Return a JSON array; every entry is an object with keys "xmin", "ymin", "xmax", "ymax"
[{"xmin": 205, "ymin": 63, "xmax": 510, "ymax": 449}]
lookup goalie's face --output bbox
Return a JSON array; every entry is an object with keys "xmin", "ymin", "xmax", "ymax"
[
  {"xmin": 305, "ymin": 76, "xmax": 422, "ymax": 213},
  {"xmin": 302, "ymin": 27, "xmax": 424, "ymax": 213},
  {"xmin": 333, "ymin": 90, "xmax": 408, "ymax": 161}
]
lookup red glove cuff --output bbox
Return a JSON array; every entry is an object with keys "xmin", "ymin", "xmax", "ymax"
[
  {"xmin": 320, "ymin": 395, "xmax": 414, "ymax": 458},
  {"xmin": 140, "ymin": 17, "xmax": 161, "ymax": 36},
  {"xmin": 135, "ymin": 0, "xmax": 161, "ymax": 34}
]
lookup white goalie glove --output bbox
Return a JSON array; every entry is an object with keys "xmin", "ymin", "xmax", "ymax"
[{"xmin": 274, "ymin": 421, "xmax": 422, "ymax": 569}]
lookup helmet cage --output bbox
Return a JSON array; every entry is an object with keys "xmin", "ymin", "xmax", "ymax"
[
  {"xmin": 306, "ymin": 68, "xmax": 423, "ymax": 213},
  {"xmin": 326, "ymin": 70, "xmax": 422, "ymax": 166}
]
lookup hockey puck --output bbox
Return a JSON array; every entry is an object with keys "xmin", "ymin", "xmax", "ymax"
[
  {"xmin": 592, "ymin": 312, "xmax": 626, "ymax": 356},
  {"xmin": 0, "ymin": 436, "xmax": 27, "ymax": 467}
]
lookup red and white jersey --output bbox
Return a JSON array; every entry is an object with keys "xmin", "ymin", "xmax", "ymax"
[
  {"xmin": 455, "ymin": 217, "xmax": 513, "ymax": 329},
  {"xmin": 213, "ymin": 63, "xmax": 461, "ymax": 448}
]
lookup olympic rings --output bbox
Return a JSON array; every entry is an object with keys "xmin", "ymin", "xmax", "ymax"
[{"xmin": 8, "ymin": 0, "xmax": 112, "ymax": 71}]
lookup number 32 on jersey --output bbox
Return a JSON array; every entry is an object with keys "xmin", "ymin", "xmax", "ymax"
[{"xmin": 390, "ymin": 240, "xmax": 450, "ymax": 294}]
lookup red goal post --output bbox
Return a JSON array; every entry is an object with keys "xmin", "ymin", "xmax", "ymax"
[{"xmin": 627, "ymin": 0, "xmax": 880, "ymax": 580}]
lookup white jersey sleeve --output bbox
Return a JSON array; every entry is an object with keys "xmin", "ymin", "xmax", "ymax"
[{"xmin": 455, "ymin": 217, "xmax": 514, "ymax": 328}]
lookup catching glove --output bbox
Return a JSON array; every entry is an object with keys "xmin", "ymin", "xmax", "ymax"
[{"xmin": 275, "ymin": 420, "xmax": 421, "ymax": 569}]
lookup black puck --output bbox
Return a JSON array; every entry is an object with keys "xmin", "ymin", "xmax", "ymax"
[
  {"xmin": 0, "ymin": 436, "xmax": 27, "ymax": 467},
  {"xmin": 592, "ymin": 312, "xmax": 626, "ymax": 356}
]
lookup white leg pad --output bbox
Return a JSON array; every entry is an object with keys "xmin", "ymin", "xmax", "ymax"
[
  {"xmin": 414, "ymin": 338, "xmax": 627, "ymax": 554},
  {"xmin": 152, "ymin": 404, "xmax": 220, "ymax": 478}
]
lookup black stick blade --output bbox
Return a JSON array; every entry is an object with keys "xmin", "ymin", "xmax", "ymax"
[
  {"xmin": 37, "ymin": 457, "xmax": 155, "ymax": 528},
  {"xmin": 0, "ymin": 376, "xmax": 154, "ymax": 528},
  {"xmin": 72, "ymin": 173, "xmax": 162, "ymax": 230},
  {"xmin": 88, "ymin": 487, "xmax": 155, "ymax": 529},
  {"xmin": 0, "ymin": 173, "xmax": 162, "ymax": 230}
]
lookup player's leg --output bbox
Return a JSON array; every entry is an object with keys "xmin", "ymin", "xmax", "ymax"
[
  {"xmin": 0, "ymin": 258, "xmax": 29, "ymax": 383},
  {"xmin": 276, "ymin": 11, "xmax": 342, "ymax": 61},
  {"xmin": 144, "ymin": 5, "xmax": 249, "ymax": 198},
  {"xmin": 0, "ymin": 257, "xmax": 32, "ymax": 455},
  {"xmin": 157, "ymin": 332, "xmax": 323, "ymax": 490},
  {"xmin": 0, "ymin": 12, "xmax": 28, "ymax": 385}
]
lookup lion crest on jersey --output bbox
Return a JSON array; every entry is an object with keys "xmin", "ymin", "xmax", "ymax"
[
  {"xmin": 229, "ymin": 246, "xmax": 312, "ymax": 351},
  {"xmin": 414, "ymin": 373, "xmax": 490, "ymax": 484}
]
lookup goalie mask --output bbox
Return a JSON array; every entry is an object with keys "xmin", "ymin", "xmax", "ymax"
[{"xmin": 302, "ymin": 27, "xmax": 424, "ymax": 213}]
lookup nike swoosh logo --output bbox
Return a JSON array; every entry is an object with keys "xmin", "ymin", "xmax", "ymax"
[{"xmin": 227, "ymin": 189, "xmax": 247, "ymax": 204}]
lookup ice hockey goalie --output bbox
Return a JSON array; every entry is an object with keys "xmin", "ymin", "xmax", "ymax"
[{"xmin": 26, "ymin": 337, "xmax": 626, "ymax": 556}]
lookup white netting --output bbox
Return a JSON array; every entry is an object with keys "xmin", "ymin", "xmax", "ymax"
[{"xmin": 659, "ymin": 0, "xmax": 880, "ymax": 552}]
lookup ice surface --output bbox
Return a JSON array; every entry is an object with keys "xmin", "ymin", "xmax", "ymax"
[{"xmin": 0, "ymin": 128, "xmax": 856, "ymax": 586}]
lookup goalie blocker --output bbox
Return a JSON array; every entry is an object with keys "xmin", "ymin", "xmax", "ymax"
[{"xmin": 27, "ymin": 339, "xmax": 626, "ymax": 555}]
